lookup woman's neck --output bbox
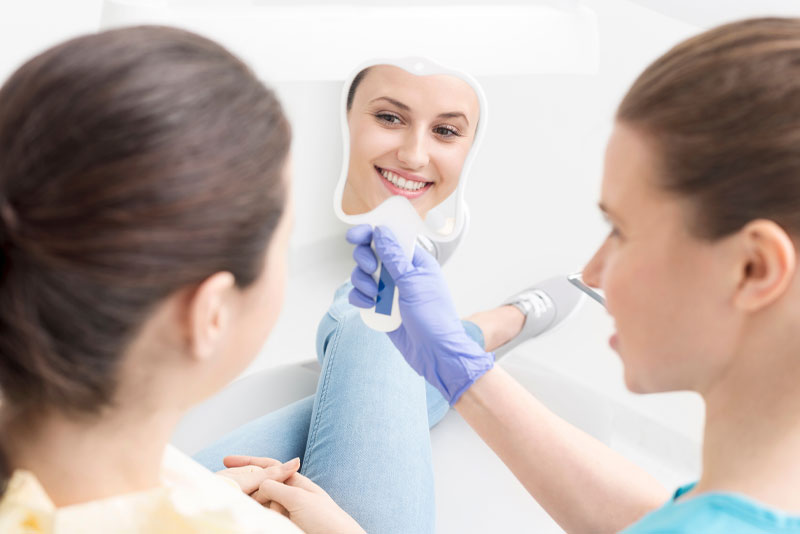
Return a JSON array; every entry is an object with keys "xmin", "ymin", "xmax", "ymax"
[
  {"xmin": 2, "ymin": 406, "xmax": 182, "ymax": 507},
  {"xmin": 695, "ymin": 331, "xmax": 800, "ymax": 512}
]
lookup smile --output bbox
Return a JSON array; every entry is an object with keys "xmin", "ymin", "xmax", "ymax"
[{"xmin": 375, "ymin": 166, "xmax": 433, "ymax": 198}]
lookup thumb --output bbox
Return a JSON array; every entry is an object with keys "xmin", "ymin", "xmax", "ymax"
[
  {"xmin": 345, "ymin": 224, "xmax": 373, "ymax": 246},
  {"xmin": 218, "ymin": 460, "xmax": 300, "ymax": 495},
  {"xmin": 223, "ymin": 455, "xmax": 282, "ymax": 469},
  {"xmin": 411, "ymin": 242, "xmax": 439, "ymax": 270},
  {"xmin": 253, "ymin": 478, "xmax": 305, "ymax": 510},
  {"xmin": 373, "ymin": 226, "xmax": 413, "ymax": 281}
]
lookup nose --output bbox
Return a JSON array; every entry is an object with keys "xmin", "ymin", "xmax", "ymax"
[
  {"xmin": 396, "ymin": 127, "xmax": 429, "ymax": 170},
  {"xmin": 570, "ymin": 242, "xmax": 608, "ymax": 308},
  {"xmin": 581, "ymin": 241, "xmax": 606, "ymax": 290}
]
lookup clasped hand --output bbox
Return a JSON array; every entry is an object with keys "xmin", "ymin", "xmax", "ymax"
[{"xmin": 217, "ymin": 455, "xmax": 365, "ymax": 534}]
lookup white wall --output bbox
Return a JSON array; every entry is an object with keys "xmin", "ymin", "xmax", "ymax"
[
  {"xmin": 0, "ymin": 1, "xmax": 103, "ymax": 83},
  {"xmin": 3, "ymin": 0, "xmax": 800, "ymax": 444}
]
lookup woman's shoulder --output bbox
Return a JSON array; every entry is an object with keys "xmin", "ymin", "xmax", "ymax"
[
  {"xmin": 0, "ymin": 446, "xmax": 304, "ymax": 534},
  {"xmin": 621, "ymin": 482, "xmax": 800, "ymax": 534}
]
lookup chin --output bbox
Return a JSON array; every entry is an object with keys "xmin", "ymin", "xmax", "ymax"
[
  {"xmin": 623, "ymin": 368, "xmax": 677, "ymax": 395},
  {"xmin": 623, "ymin": 374, "xmax": 646, "ymax": 394},
  {"xmin": 623, "ymin": 367, "xmax": 655, "ymax": 394}
]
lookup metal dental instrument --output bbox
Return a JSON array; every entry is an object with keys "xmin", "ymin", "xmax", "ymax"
[{"xmin": 567, "ymin": 271, "xmax": 606, "ymax": 308}]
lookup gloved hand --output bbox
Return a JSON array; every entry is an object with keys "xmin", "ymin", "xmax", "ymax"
[{"xmin": 346, "ymin": 224, "xmax": 494, "ymax": 405}]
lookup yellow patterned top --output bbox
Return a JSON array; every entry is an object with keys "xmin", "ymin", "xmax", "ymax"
[{"xmin": 0, "ymin": 445, "xmax": 304, "ymax": 534}]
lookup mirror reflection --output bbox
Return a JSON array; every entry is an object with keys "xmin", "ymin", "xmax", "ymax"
[{"xmin": 341, "ymin": 64, "xmax": 480, "ymax": 224}]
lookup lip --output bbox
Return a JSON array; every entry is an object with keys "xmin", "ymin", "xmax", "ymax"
[
  {"xmin": 609, "ymin": 332, "xmax": 619, "ymax": 350},
  {"xmin": 380, "ymin": 166, "xmax": 432, "ymax": 184},
  {"xmin": 374, "ymin": 165, "xmax": 433, "ymax": 199}
]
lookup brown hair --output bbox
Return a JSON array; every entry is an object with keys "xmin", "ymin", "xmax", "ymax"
[
  {"xmin": 0, "ymin": 26, "xmax": 290, "ymax": 491},
  {"xmin": 617, "ymin": 17, "xmax": 800, "ymax": 240},
  {"xmin": 346, "ymin": 67, "xmax": 371, "ymax": 111}
]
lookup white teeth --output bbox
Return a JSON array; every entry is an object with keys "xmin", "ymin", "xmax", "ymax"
[{"xmin": 379, "ymin": 168, "xmax": 428, "ymax": 192}]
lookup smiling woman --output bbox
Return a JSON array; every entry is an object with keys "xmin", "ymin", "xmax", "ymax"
[{"xmin": 341, "ymin": 63, "xmax": 480, "ymax": 220}]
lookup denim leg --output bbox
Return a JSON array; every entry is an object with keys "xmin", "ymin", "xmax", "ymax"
[
  {"xmin": 301, "ymin": 282, "xmax": 435, "ymax": 533},
  {"xmin": 193, "ymin": 282, "xmax": 488, "ymax": 533},
  {"xmin": 192, "ymin": 395, "xmax": 314, "ymax": 473}
]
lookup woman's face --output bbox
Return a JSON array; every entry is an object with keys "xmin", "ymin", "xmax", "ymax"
[
  {"xmin": 342, "ymin": 65, "xmax": 480, "ymax": 219},
  {"xmin": 582, "ymin": 123, "xmax": 743, "ymax": 394}
]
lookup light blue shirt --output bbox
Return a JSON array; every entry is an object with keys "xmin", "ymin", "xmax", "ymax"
[{"xmin": 621, "ymin": 482, "xmax": 800, "ymax": 533}]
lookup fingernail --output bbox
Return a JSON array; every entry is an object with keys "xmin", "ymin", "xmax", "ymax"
[{"xmin": 285, "ymin": 457, "xmax": 300, "ymax": 466}]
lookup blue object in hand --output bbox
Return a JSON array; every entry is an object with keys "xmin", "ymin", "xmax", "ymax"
[
  {"xmin": 346, "ymin": 224, "xmax": 495, "ymax": 405},
  {"xmin": 375, "ymin": 264, "xmax": 395, "ymax": 316}
]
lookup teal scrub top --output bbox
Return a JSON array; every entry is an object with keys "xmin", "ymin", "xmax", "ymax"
[{"xmin": 621, "ymin": 482, "xmax": 800, "ymax": 533}]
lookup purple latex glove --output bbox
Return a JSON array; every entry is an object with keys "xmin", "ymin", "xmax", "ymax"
[{"xmin": 346, "ymin": 224, "xmax": 494, "ymax": 405}]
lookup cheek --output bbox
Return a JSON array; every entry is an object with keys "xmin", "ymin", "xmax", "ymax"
[
  {"xmin": 254, "ymin": 257, "xmax": 286, "ymax": 339},
  {"xmin": 432, "ymin": 144, "xmax": 470, "ymax": 195},
  {"xmin": 353, "ymin": 123, "xmax": 400, "ymax": 164},
  {"xmin": 604, "ymin": 246, "xmax": 689, "ymax": 391},
  {"xmin": 609, "ymin": 245, "xmax": 732, "ymax": 392},
  {"xmin": 229, "ymin": 257, "xmax": 287, "ymax": 369}
]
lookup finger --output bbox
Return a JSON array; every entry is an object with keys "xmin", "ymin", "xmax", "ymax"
[
  {"xmin": 223, "ymin": 455, "xmax": 283, "ymax": 469},
  {"xmin": 373, "ymin": 226, "xmax": 413, "ymax": 280},
  {"xmin": 353, "ymin": 243, "xmax": 378, "ymax": 274},
  {"xmin": 411, "ymin": 242, "xmax": 438, "ymax": 270},
  {"xmin": 350, "ymin": 265, "xmax": 378, "ymax": 298},
  {"xmin": 217, "ymin": 467, "xmax": 268, "ymax": 494},
  {"xmin": 262, "ymin": 458, "xmax": 301, "ymax": 483},
  {"xmin": 345, "ymin": 224, "xmax": 373, "ymax": 246},
  {"xmin": 221, "ymin": 460, "xmax": 300, "ymax": 494},
  {"xmin": 269, "ymin": 500, "xmax": 290, "ymax": 517},
  {"xmin": 216, "ymin": 465, "xmax": 261, "ymax": 476},
  {"xmin": 348, "ymin": 287, "xmax": 375, "ymax": 309},
  {"xmin": 252, "ymin": 478, "xmax": 304, "ymax": 508},
  {"xmin": 284, "ymin": 471, "xmax": 324, "ymax": 494}
]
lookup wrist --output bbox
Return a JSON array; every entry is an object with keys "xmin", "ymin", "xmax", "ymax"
[
  {"xmin": 440, "ymin": 348, "xmax": 495, "ymax": 405},
  {"xmin": 452, "ymin": 365, "xmax": 500, "ymax": 411}
]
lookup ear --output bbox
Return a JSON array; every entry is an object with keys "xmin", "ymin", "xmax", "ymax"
[
  {"xmin": 186, "ymin": 271, "xmax": 236, "ymax": 362},
  {"xmin": 733, "ymin": 220, "xmax": 797, "ymax": 312}
]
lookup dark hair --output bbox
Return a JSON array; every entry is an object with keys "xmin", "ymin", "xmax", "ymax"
[
  {"xmin": 0, "ymin": 26, "xmax": 290, "ymax": 492},
  {"xmin": 618, "ymin": 17, "xmax": 800, "ymax": 241},
  {"xmin": 346, "ymin": 67, "xmax": 371, "ymax": 111}
]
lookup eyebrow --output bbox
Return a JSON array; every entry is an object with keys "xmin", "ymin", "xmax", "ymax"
[
  {"xmin": 369, "ymin": 96, "xmax": 410, "ymax": 111},
  {"xmin": 436, "ymin": 111, "xmax": 469, "ymax": 126},
  {"xmin": 368, "ymin": 96, "xmax": 470, "ymax": 127}
]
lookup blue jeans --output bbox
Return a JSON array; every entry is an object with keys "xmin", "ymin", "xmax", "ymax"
[{"xmin": 193, "ymin": 282, "xmax": 486, "ymax": 534}]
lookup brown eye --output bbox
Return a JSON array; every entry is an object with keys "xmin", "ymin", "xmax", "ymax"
[
  {"xmin": 433, "ymin": 124, "xmax": 462, "ymax": 138},
  {"xmin": 375, "ymin": 112, "xmax": 403, "ymax": 125}
]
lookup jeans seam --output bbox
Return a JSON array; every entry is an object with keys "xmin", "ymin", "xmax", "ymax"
[{"xmin": 303, "ymin": 312, "xmax": 344, "ymax": 473}]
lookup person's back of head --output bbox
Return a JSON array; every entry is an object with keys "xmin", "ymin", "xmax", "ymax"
[
  {"xmin": 0, "ymin": 25, "xmax": 291, "ymax": 495},
  {"xmin": 618, "ymin": 17, "xmax": 800, "ymax": 241}
]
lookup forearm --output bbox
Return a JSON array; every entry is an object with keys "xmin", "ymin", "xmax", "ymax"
[{"xmin": 454, "ymin": 366, "xmax": 669, "ymax": 533}]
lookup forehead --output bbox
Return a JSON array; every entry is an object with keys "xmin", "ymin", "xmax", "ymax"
[
  {"xmin": 602, "ymin": 123, "xmax": 676, "ymax": 224},
  {"xmin": 354, "ymin": 65, "xmax": 480, "ymax": 123}
]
